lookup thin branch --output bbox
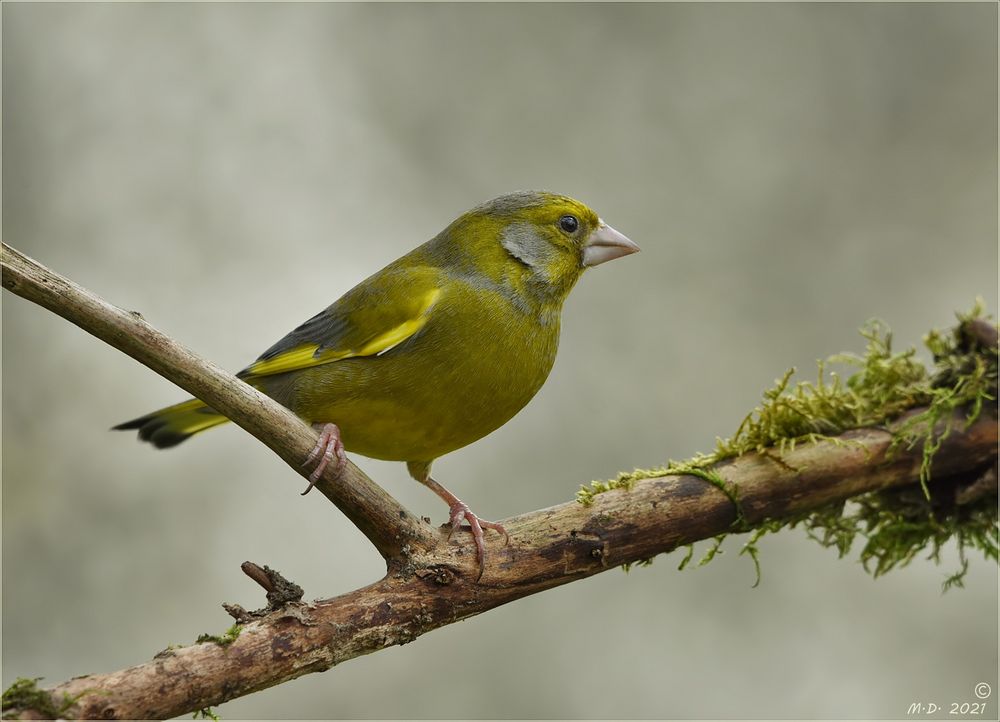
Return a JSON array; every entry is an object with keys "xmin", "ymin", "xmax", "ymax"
[
  {"xmin": 2, "ymin": 241, "xmax": 996, "ymax": 719},
  {"xmin": 1, "ymin": 242, "xmax": 432, "ymax": 559}
]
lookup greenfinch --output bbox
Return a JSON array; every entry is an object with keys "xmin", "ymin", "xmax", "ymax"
[{"xmin": 115, "ymin": 191, "xmax": 639, "ymax": 572}]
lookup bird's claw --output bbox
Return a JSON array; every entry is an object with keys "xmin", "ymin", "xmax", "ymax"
[
  {"xmin": 446, "ymin": 501, "xmax": 509, "ymax": 579},
  {"xmin": 300, "ymin": 423, "xmax": 347, "ymax": 495}
]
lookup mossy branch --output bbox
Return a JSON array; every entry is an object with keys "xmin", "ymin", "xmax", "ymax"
[
  {"xmin": 578, "ymin": 303, "xmax": 998, "ymax": 589},
  {"xmin": 2, "ymin": 242, "xmax": 996, "ymax": 720}
]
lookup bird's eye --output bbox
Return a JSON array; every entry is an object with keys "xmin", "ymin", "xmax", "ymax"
[{"xmin": 559, "ymin": 215, "xmax": 579, "ymax": 234}]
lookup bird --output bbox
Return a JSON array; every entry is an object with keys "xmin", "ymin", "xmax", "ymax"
[{"xmin": 114, "ymin": 190, "xmax": 639, "ymax": 575}]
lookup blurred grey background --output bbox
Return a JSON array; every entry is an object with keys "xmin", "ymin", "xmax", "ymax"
[{"xmin": 3, "ymin": 3, "xmax": 997, "ymax": 720}]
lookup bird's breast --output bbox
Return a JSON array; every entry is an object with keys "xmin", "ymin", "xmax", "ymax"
[{"xmin": 280, "ymin": 286, "xmax": 561, "ymax": 463}]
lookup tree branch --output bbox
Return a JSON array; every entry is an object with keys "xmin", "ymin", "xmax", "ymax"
[
  {"xmin": 1, "ymin": 242, "xmax": 433, "ymax": 559},
  {"xmin": 2, "ymin": 242, "xmax": 996, "ymax": 719}
]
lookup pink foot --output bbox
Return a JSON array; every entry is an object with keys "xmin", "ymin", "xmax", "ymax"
[
  {"xmin": 447, "ymin": 501, "xmax": 510, "ymax": 579},
  {"xmin": 300, "ymin": 423, "xmax": 347, "ymax": 495}
]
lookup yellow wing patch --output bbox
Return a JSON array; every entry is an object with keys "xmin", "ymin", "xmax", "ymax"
[
  {"xmin": 247, "ymin": 288, "xmax": 441, "ymax": 377},
  {"xmin": 247, "ymin": 345, "xmax": 334, "ymax": 376}
]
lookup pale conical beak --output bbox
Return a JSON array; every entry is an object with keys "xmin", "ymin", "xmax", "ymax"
[{"xmin": 582, "ymin": 221, "xmax": 640, "ymax": 267}]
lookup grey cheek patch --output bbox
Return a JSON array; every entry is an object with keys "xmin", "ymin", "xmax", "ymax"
[{"xmin": 500, "ymin": 222, "xmax": 551, "ymax": 269}]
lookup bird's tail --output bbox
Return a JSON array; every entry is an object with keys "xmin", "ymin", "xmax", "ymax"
[{"xmin": 112, "ymin": 398, "xmax": 230, "ymax": 448}]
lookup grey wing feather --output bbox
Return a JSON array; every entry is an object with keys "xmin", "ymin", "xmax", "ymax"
[{"xmin": 255, "ymin": 306, "xmax": 351, "ymax": 362}]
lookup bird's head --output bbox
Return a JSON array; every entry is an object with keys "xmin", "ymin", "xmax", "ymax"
[{"xmin": 445, "ymin": 191, "xmax": 640, "ymax": 305}]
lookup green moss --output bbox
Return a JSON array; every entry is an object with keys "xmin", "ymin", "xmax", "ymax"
[
  {"xmin": 1, "ymin": 677, "xmax": 88, "ymax": 720},
  {"xmin": 196, "ymin": 623, "xmax": 243, "ymax": 647},
  {"xmin": 580, "ymin": 303, "xmax": 998, "ymax": 589},
  {"xmin": 620, "ymin": 557, "xmax": 655, "ymax": 573},
  {"xmin": 194, "ymin": 707, "xmax": 221, "ymax": 720},
  {"xmin": 577, "ymin": 468, "xmax": 650, "ymax": 505}
]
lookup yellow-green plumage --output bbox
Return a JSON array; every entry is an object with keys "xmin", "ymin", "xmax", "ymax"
[{"xmin": 115, "ymin": 191, "xmax": 637, "ymax": 481}]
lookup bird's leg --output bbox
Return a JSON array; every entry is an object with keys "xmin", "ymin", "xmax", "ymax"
[
  {"xmin": 300, "ymin": 423, "xmax": 347, "ymax": 495},
  {"xmin": 421, "ymin": 475, "xmax": 510, "ymax": 578}
]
